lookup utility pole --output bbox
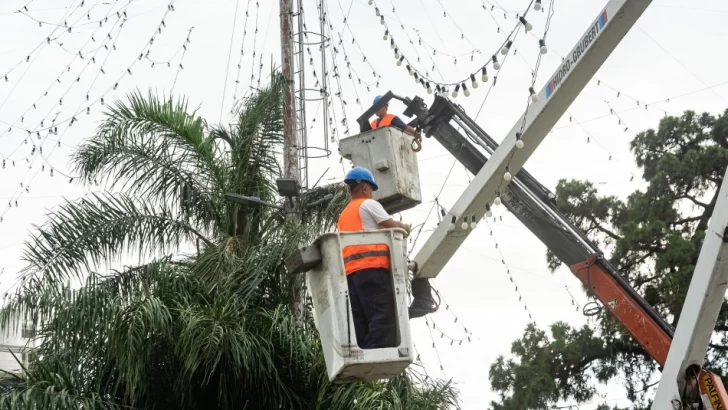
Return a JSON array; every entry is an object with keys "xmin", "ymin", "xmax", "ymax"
[
  {"xmin": 280, "ymin": 0, "xmax": 298, "ymax": 186},
  {"xmin": 280, "ymin": 0, "xmax": 304, "ymax": 318}
]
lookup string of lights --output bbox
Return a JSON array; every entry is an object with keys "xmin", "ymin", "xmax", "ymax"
[
  {"xmin": 229, "ymin": 0, "xmax": 253, "ymax": 109},
  {"xmin": 0, "ymin": 1, "xmax": 133, "ymax": 158},
  {"xmin": 0, "ymin": 1, "xmax": 181, "ymax": 223},
  {"xmin": 248, "ymin": 0, "xmax": 261, "ymax": 92},
  {"xmin": 321, "ymin": 0, "xmax": 354, "ymax": 142},
  {"xmin": 489, "ymin": 0, "xmax": 554, "ymax": 215},
  {"xmin": 432, "ymin": 0, "xmax": 481, "ymax": 52},
  {"xmin": 484, "ymin": 220, "xmax": 534, "ymax": 320},
  {"xmin": 371, "ymin": 0, "xmax": 540, "ymax": 96},
  {"xmin": 1, "ymin": 0, "xmax": 88, "ymax": 84}
]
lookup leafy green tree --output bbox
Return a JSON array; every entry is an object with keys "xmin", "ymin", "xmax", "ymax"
[
  {"xmin": 488, "ymin": 109, "xmax": 728, "ymax": 409},
  {"xmin": 0, "ymin": 73, "xmax": 459, "ymax": 409}
]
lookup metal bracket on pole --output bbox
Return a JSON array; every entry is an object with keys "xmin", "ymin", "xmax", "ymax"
[
  {"xmin": 412, "ymin": 0, "xmax": 653, "ymax": 279},
  {"xmin": 651, "ymin": 168, "xmax": 728, "ymax": 410}
]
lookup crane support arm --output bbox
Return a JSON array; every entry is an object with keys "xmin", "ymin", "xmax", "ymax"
[
  {"xmin": 411, "ymin": 0, "xmax": 653, "ymax": 279},
  {"xmin": 652, "ymin": 167, "xmax": 728, "ymax": 410}
]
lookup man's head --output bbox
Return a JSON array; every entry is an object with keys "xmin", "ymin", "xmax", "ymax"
[
  {"xmin": 344, "ymin": 166, "xmax": 379, "ymax": 198},
  {"xmin": 373, "ymin": 95, "xmax": 388, "ymax": 119}
]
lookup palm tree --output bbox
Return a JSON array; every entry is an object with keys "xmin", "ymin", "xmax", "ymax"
[{"xmin": 0, "ymin": 72, "xmax": 460, "ymax": 409}]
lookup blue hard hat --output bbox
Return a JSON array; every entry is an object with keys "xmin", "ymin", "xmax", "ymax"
[
  {"xmin": 345, "ymin": 166, "xmax": 379, "ymax": 191},
  {"xmin": 373, "ymin": 95, "xmax": 386, "ymax": 106}
]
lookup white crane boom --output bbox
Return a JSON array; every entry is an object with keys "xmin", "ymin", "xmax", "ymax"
[{"xmin": 412, "ymin": 0, "xmax": 654, "ymax": 279}]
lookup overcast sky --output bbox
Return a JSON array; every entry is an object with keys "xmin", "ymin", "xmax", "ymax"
[{"xmin": 1, "ymin": 0, "xmax": 728, "ymax": 408}]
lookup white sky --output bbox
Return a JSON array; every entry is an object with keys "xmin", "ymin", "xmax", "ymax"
[{"xmin": 1, "ymin": 0, "xmax": 727, "ymax": 408}]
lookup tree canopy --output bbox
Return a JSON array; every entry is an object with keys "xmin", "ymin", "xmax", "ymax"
[
  {"xmin": 0, "ymin": 73, "xmax": 459, "ymax": 409},
  {"xmin": 488, "ymin": 109, "xmax": 728, "ymax": 409}
]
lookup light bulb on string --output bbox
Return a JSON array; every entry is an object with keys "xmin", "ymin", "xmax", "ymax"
[
  {"xmin": 462, "ymin": 83, "xmax": 470, "ymax": 97},
  {"xmin": 539, "ymin": 39, "xmax": 548, "ymax": 55},
  {"xmin": 481, "ymin": 67, "xmax": 489, "ymax": 82},
  {"xmin": 485, "ymin": 204, "xmax": 493, "ymax": 218},
  {"xmin": 368, "ymin": 0, "xmax": 373, "ymax": 4},
  {"xmin": 515, "ymin": 132, "xmax": 524, "ymax": 149},
  {"xmin": 448, "ymin": 216, "xmax": 456, "ymax": 231},
  {"xmin": 534, "ymin": 0, "xmax": 542, "ymax": 11},
  {"xmin": 451, "ymin": 84, "xmax": 460, "ymax": 98},
  {"xmin": 470, "ymin": 74, "xmax": 478, "ymax": 88},
  {"xmin": 503, "ymin": 166, "xmax": 512, "ymax": 182},
  {"xmin": 406, "ymin": 65, "xmax": 413, "ymax": 76},
  {"xmin": 426, "ymin": 82, "xmax": 432, "ymax": 94},
  {"xmin": 390, "ymin": 39, "xmax": 395, "ymax": 49},
  {"xmin": 396, "ymin": 56, "xmax": 404, "ymax": 66},
  {"xmin": 494, "ymin": 193, "xmax": 502, "ymax": 206},
  {"xmin": 529, "ymin": 87, "xmax": 539, "ymax": 102},
  {"xmin": 383, "ymin": 30, "xmax": 388, "ymax": 40},
  {"xmin": 500, "ymin": 41, "xmax": 512, "ymax": 56},
  {"xmin": 461, "ymin": 218, "xmax": 469, "ymax": 230},
  {"xmin": 470, "ymin": 215, "xmax": 478, "ymax": 229},
  {"xmin": 375, "ymin": 7, "xmax": 380, "ymax": 16},
  {"xmin": 519, "ymin": 16, "xmax": 533, "ymax": 32},
  {"xmin": 394, "ymin": 48, "xmax": 400, "ymax": 59},
  {"xmin": 492, "ymin": 55, "xmax": 501, "ymax": 70},
  {"xmin": 380, "ymin": 16, "xmax": 384, "ymax": 24},
  {"xmin": 419, "ymin": 79, "xmax": 426, "ymax": 89}
]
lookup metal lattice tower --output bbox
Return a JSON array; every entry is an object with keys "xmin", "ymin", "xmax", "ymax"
[{"xmin": 291, "ymin": 0, "xmax": 330, "ymax": 189}]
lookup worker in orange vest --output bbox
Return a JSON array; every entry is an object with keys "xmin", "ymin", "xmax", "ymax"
[
  {"xmin": 371, "ymin": 95, "xmax": 423, "ymax": 151},
  {"xmin": 338, "ymin": 167, "xmax": 436, "ymax": 348}
]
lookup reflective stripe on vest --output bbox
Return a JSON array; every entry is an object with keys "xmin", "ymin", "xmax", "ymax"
[
  {"xmin": 370, "ymin": 114, "xmax": 395, "ymax": 130},
  {"xmin": 337, "ymin": 198, "xmax": 391, "ymax": 275}
]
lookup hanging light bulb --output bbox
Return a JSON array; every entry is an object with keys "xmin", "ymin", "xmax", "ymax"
[
  {"xmin": 519, "ymin": 16, "xmax": 533, "ymax": 32},
  {"xmin": 406, "ymin": 64, "xmax": 413, "ymax": 76},
  {"xmin": 500, "ymin": 41, "xmax": 512, "ymax": 56},
  {"xmin": 448, "ymin": 216, "xmax": 456, "ymax": 231},
  {"xmin": 534, "ymin": 0, "xmax": 542, "ymax": 11},
  {"xmin": 426, "ymin": 82, "xmax": 432, "ymax": 94},
  {"xmin": 494, "ymin": 196, "xmax": 502, "ymax": 206},
  {"xmin": 394, "ymin": 48, "xmax": 400, "ymax": 59},
  {"xmin": 492, "ymin": 55, "xmax": 501, "ymax": 70},
  {"xmin": 368, "ymin": 0, "xmax": 373, "ymax": 4},
  {"xmin": 503, "ymin": 166, "xmax": 512, "ymax": 181},
  {"xmin": 462, "ymin": 83, "xmax": 470, "ymax": 97},
  {"xmin": 470, "ymin": 215, "xmax": 478, "ymax": 229},
  {"xmin": 451, "ymin": 84, "xmax": 460, "ymax": 98},
  {"xmin": 390, "ymin": 38, "xmax": 395, "ymax": 49},
  {"xmin": 419, "ymin": 79, "xmax": 426, "ymax": 89},
  {"xmin": 470, "ymin": 74, "xmax": 478, "ymax": 89},
  {"xmin": 485, "ymin": 204, "xmax": 493, "ymax": 218},
  {"xmin": 435, "ymin": 85, "xmax": 442, "ymax": 95},
  {"xmin": 461, "ymin": 217, "xmax": 469, "ymax": 230},
  {"xmin": 396, "ymin": 56, "xmax": 404, "ymax": 66},
  {"xmin": 539, "ymin": 39, "xmax": 548, "ymax": 54},
  {"xmin": 481, "ymin": 67, "xmax": 489, "ymax": 82},
  {"xmin": 383, "ymin": 30, "xmax": 389, "ymax": 40},
  {"xmin": 375, "ymin": 7, "xmax": 380, "ymax": 16},
  {"xmin": 380, "ymin": 15, "xmax": 384, "ymax": 24},
  {"xmin": 529, "ymin": 87, "xmax": 539, "ymax": 102},
  {"xmin": 515, "ymin": 132, "xmax": 524, "ymax": 149}
]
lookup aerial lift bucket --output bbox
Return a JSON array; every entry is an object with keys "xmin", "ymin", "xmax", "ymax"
[
  {"xmin": 339, "ymin": 127, "xmax": 422, "ymax": 214},
  {"xmin": 286, "ymin": 228, "xmax": 414, "ymax": 383}
]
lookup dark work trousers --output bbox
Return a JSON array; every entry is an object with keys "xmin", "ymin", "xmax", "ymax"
[{"xmin": 346, "ymin": 268, "xmax": 399, "ymax": 349}]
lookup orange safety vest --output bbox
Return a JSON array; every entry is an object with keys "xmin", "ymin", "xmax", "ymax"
[
  {"xmin": 370, "ymin": 114, "xmax": 395, "ymax": 130},
  {"xmin": 337, "ymin": 198, "xmax": 391, "ymax": 275}
]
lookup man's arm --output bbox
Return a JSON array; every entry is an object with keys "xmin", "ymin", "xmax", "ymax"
[
  {"xmin": 362, "ymin": 199, "xmax": 412, "ymax": 235},
  {"xmin": 391, "ymin": 116, "xmax": 420, "ymax": 138}
]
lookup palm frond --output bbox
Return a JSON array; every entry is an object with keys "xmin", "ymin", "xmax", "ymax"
[
  {"xmin": 72, "ymin": 90, "xmax": 225, "ymax": 230},
  {"xmin": 17, "ymin": 193, "xmax": 212, "ymax": 298}
]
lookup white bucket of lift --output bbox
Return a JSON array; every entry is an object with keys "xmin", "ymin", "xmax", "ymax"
[{"xmin": 306, "ymin": 228, "xmax": 414, "ymax": 383}]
